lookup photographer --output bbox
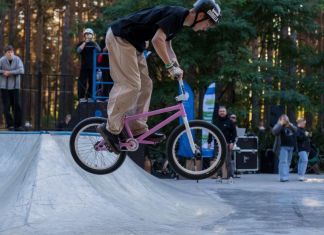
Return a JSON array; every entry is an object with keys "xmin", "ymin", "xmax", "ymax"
[
  {"xmin": 76, "ymin": 28, "xmax": 101, "ymax": 102},
  {"xmin": 272, "ymin": 114, "xmax": 297, "ymax": 182}
]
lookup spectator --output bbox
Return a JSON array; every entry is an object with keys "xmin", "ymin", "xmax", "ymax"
[
  {"xmin": 208, "ymin": 106, "xmax": 237, "ymax": 179},
  {"xmin": 76, "ymin": 28, "xmax": 101, "ymax": 102},
  {"xmin": 0, "ymin": 45, "xmax": 24, "ymax": 131},
  {"xmin": 56, "ymin": 114, "xmax": 72, "ymax": 131},
  {"xmin": 229, "ymin": 113, "xmax": 238, "ymax": 176},
  {"xmin": 229, "ymin": 114, "xmax": 237, "ymax": 126},
  {"xmin": 296, "ymin": 118, "xmax": 311, "ymax": 181},
  {"xmin": 272, "ymin": 114, "xmax": 297, "ymax": 182}
]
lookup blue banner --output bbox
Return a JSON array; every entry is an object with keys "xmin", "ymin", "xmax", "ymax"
[
  {"xmin": 177, "ymin": 81, "xmax": 195, "ymax": 158},
  {"xmin": 202, "ymin": 83, "xmax": 217, "ymax": 158}
]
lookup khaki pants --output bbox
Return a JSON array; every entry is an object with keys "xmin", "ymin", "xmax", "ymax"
[{"xmin": 105, "ymin": 28, "xmax": 153, "ymax": 135}]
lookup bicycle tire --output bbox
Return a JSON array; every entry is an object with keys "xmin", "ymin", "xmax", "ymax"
[
  {"xmin": 167, "ymin": 120, "xmax": 227, "ymax": 180},
  {"xmin": 69, "ymin": 117, "xmax": 126, "ymax": 175}
]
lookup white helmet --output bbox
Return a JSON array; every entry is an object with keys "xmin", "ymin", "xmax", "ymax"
[{"xmin": 83, "ymin": 28, "xmax": 94, "ymax": 35}]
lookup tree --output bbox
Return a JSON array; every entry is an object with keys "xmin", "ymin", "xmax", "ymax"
[{"xmin": 96, "ymin": 0, "xmax": 322, "ymax": 132}]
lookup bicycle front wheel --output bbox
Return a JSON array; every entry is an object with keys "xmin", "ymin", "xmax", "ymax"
[
  {"xmin": 167, "ymin": 120, "xmax": 227, "ymax": 180},
  {"xmin": 69, "ymin": 117, "xmax": 126, "ymax": 175}
]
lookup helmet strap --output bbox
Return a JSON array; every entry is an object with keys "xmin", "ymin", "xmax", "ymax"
[
  {"xmin": 190, "ymin": 14, "xmax": 209, "ymax": 28},
  {"xmin": 190, "ymin": 12, "xmax": 199, "ymax": 28}
]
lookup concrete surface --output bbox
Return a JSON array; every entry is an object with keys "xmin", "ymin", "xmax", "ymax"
[{"xmin": 0, "ymin": 133, "xmax": 323, "ymax": 235}]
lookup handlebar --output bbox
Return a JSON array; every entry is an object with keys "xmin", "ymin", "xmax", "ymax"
[
  {"xmin": 176, "ymin": 79, "xmax": 189, "ymax": 102},
  {"xmin": 178, "ymin": 79, "xmax": 186, "ymax": 95}
]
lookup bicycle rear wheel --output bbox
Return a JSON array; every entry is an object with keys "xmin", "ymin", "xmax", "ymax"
[
  {"xmin": 69, "ymin": 117, "xmax": 126, "ymax": 175},
  {"xmin": 167, "ymin": 120, "xmax": 227, "ymax": 180}
]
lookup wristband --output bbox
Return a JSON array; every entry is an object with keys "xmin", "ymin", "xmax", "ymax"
[{"xmin": 165, "ymin": 62, "xmax": 174, "ymax": 70}]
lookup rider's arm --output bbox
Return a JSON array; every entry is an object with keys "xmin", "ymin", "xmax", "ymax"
[
  {"xmin": 152, "ymin": 28, "xmax": 173, "ymax": 65},
  {"xmin": 166, "ymin": 40, "xmax": 179, "ymax": 67}
]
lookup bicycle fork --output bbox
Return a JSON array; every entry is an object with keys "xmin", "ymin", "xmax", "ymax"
[{"xmin": 181, "ymin": 115, "xmax": 201, "ymax": 158}]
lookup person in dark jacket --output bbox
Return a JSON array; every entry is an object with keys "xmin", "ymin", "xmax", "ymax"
[
  {"xmin": 296, "ymin": 118, "xmax": 311, "ymax": 181},
  {"xmin": 76, "ymin": 28, "xmax": 101, "ymax": 102},
  {"xmin": 272, "ymin": 114, "xmax": 297, "ymax": 182},
  {"xmin": 208, "ymin": 106, "xmax": 237, "ymax": 179}
]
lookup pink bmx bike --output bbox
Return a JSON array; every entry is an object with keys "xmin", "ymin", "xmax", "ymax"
[{"xmin": 69, "ymin": 79, "xmax": 227, "ymax": 180}]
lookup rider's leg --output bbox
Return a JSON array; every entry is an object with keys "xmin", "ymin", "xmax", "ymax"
[
  {"xmin": 105, "ymin": 28, "xmax": 142, "ymax": 134},
  {"xmin": 98, "ymin": 28, "xmax": 143, "ymax": 152},
  {"xmin": 127, "ymin": 52, "xmax": 165, "ymax": 141},
  {"xmin": 127, "ymin": 52, "xmax": 152, "ymax": 136}
]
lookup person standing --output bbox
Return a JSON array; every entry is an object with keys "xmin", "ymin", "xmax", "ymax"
[
  {"xmin": 296, "ymin": 118, "xmax": 311, "ymax": 181},
  {"xmin": 208, "ymin": 106, "xmax": 237, "ymax": 179},
  {"xmin": 76, "ymin": 28, "xmax": 101, "ymax": 102},
  {"xmin": 272, "ymin": 114, "xmax": 297, "ymax": 182},
  {"xmin": 0, "ymin": 45, "xmax": 24, "ymax": 131}
]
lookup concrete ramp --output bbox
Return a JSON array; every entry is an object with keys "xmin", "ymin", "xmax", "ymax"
[{"xmin": 0, "ymin": 134, "xmax": 231, "ymax": 235}]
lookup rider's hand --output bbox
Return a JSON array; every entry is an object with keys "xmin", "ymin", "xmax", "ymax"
[
  {"xmin": 208, "ymin": 143, "xmax": 211, "ymax": 149},
  {"xmin": 167, "ymin": 66, "xmax": 183, "ymax": 80}
]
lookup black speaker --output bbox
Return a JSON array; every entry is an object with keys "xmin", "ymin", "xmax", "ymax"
[
  {"xmin": 68, "ymin": 101, "xmax": 108, "ymax": 129},
  {"xmin": 235, "ymin": 151, "xmax": 258, "ymax": 171},
  {"xmin": 236, "ymin": 137, "xmax": 258, "ymax": 150},
  {"xmin": 269, "ymin": 105, "xmax": 285, "ymax": 127}
]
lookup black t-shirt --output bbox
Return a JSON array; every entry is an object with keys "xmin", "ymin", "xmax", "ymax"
[
  {"xmin": 76, "ymin": 41, "xmax": 99, "ymax": 69},
  {"xmin": 280, "ymin": 127, "xmax": 296, "ymax": 147},
  {"xmin": 111, "ymin": 6, "xmax": 189, "ymax": 52}
]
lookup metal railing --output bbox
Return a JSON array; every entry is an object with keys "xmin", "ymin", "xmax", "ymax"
[{"xmin": 0, "ymin": 73, "xmax": 78, "ymax": 130}]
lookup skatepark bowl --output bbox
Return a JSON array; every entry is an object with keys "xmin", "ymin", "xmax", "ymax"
[{"xmin": 0, "ymin": 132, "xmax": 323, "ymax": 235}]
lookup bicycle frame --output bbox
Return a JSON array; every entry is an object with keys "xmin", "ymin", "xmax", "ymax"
[{"xmin": 121, "ymin": 79, "xmax": 197, "ymax": 154}]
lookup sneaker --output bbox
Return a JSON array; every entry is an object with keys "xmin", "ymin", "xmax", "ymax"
[
  {"xmin": 135, "ymin": 132, "xmax": 166, "ymax": 142},
  {"xmin": 7, "ymin": 126, "xmax": 14, "ymax": 131},
  {"xmin": 96, "ymin": 123, "xmax": 120, "ymax": 154},
  {"xmin": 298, "ymin": 176, "xmax": 305, "ymax": 181},
  {"xmin": 228, "ymin": 176, "xmax": 234, "ymax": 184},
  {"xmin": 79, "ymin": 98, "xmax": 87, "ymax": 103},
  {"xmin": 280, "ymin": 179, "xmax": 289, "ymax": 182}
]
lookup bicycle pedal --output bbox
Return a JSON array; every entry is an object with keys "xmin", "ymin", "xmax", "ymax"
[
  {"xmin": 104, "ymin": 144, "xmax": 113, "ymax": 152},
  {"xmin": 120, "ymin": 146, "xmax": 128, "ymax": 152}
]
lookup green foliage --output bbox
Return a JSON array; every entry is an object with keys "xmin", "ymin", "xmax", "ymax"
[
  {"xmin": 0, "ymin": 0, "xmax": 9, "ymax": 17},
  {"xmin": 94, "ymin": 0, "xmax": 322, "ymax": 132}
]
